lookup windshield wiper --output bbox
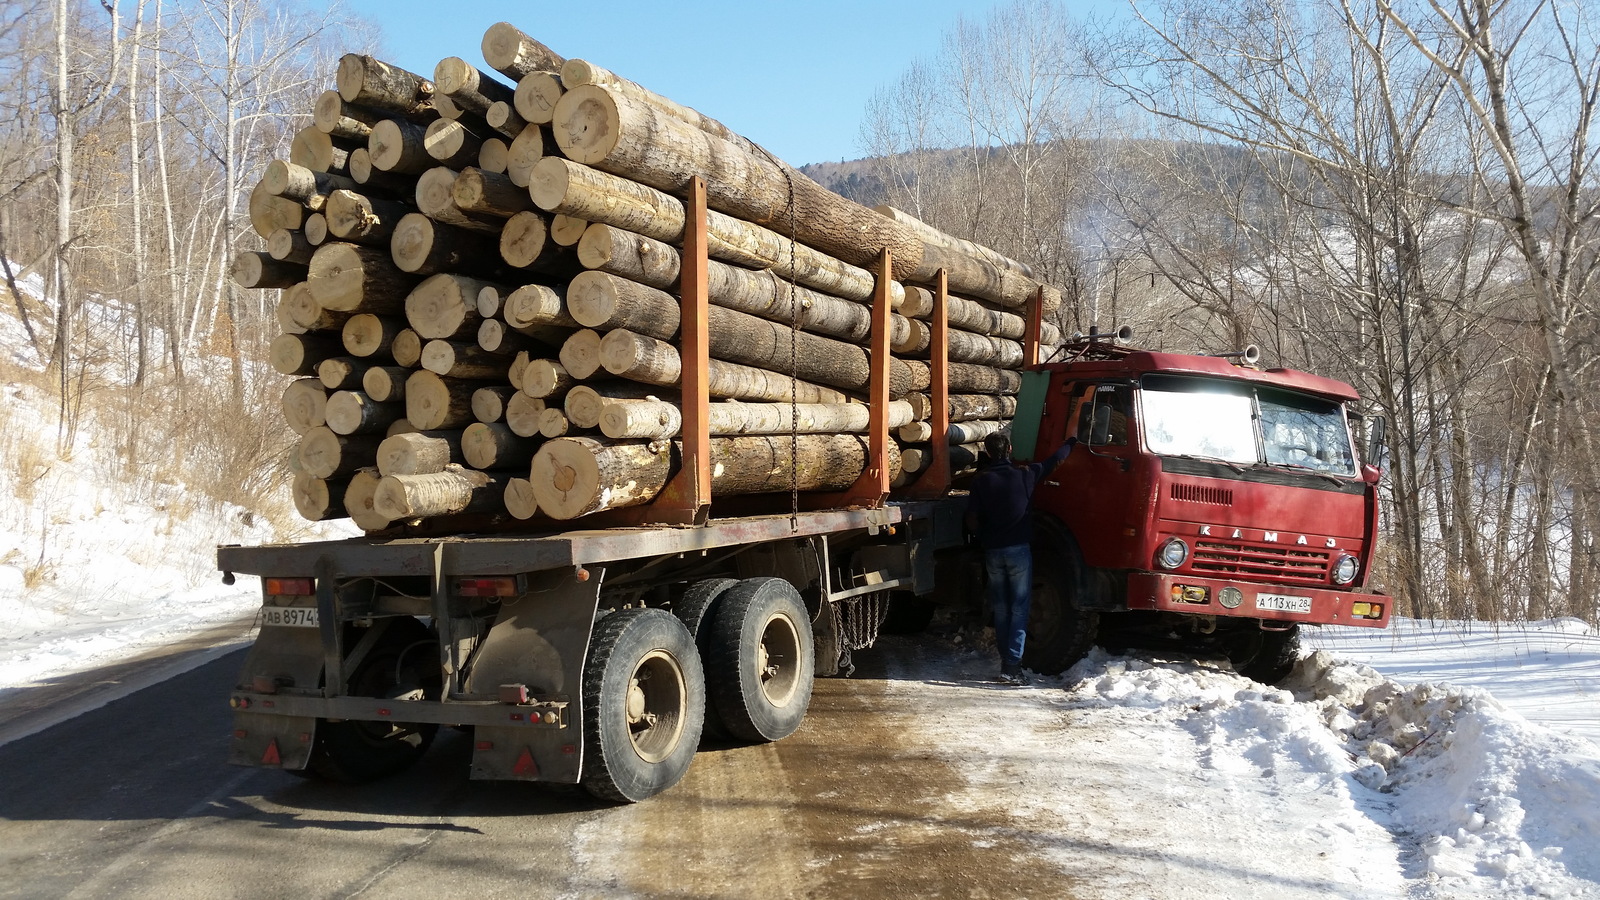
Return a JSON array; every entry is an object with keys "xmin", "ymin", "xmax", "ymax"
[
  {"xmin": 1172, "ymin": 454, "xmax": 1247, "ymax": 474},
  {"xmin": 1262, "ymin": 461, "xmax": 1348, "ymax": 485}
]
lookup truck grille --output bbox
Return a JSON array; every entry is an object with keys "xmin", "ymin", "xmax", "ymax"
[
  {"xmin": 1192, "ymin": 540, "xmax": 1330, "ymax": 583},
  {"xmin": 1171, "ymin": 483, "xmax": 1234, "ymax": 506}
]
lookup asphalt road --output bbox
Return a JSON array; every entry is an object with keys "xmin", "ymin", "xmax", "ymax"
[{"xmin": 0, "ymin": 637, "xmax": 1072, "ymax": 899}]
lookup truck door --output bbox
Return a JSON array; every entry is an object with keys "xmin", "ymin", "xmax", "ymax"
[{"xmin": 1034, "ymin": 381, "xmax": 1142, "ymax": 570}]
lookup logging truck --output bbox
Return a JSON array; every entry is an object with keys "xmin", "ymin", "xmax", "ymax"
[{"xmin": 217, "ymin": 331, "xmax": 1391, "ymax": 802}]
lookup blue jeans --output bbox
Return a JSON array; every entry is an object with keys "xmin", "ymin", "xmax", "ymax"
[{"xmin": 985, "ymin": 545, "xmax": 1032, "ymax": 671}]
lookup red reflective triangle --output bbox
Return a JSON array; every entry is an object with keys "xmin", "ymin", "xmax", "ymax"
[
  {"xmin": 261, "ymin": 738, "xmax": 282, "ymax": 766},
  {"xmin": 512, "ymin": 748, "xmax": 538, "ymax": 777}
]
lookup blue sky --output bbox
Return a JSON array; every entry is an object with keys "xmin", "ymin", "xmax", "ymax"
[{"xmin": 342, "ymin": 0, "xmax": 1126, "ymax": 166}]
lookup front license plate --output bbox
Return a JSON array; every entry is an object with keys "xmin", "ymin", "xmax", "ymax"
[
  {"xmin": 262, "ymin": 606, "xmax": 319, "ymax": 628},
  {"xmin": 1255, "ymin": 593, "xmax": 1313, "ymax": 614}
]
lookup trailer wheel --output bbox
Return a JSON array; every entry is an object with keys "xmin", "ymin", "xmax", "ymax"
[
  {"xmin": 307, "ymin": 617, "xmax": 439, "ymax": 783},
  {"xmin": 706, "ymin": 577, "xmax": 814, "ymax": 743},
  {"xmin": 671, "ymin": 578, "xmax": 738, "ymax": 740},
  {"xmin": 581, "ymin": 608, "xmax": 705, "ymax": 803},
  {"xmin": 1022, "ymin": 526, "xmax": 1099, "ymax": 676},
  {"xmin": 1232, "ymin": 624, "xmax": 1302, "ymax": 685}
]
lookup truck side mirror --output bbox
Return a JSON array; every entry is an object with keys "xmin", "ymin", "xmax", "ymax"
[
  {"xmin": 1365, "ymin": 415, "xmax": 1388, "ymax": 470},
  {"xmin": 1091, "ymin": 404, "xmax": 1112, "ymax": 446}
]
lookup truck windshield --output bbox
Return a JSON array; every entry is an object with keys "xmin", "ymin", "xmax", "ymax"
[{"xmin": 1140, "ymin": 375, "xmax": 1357, "ymax": 476}]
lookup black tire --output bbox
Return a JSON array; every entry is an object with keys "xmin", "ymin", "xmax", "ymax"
[
  {"xmin": 581, "ymin": 608, "xmax": 705, "ymax": 803},
  {"xmin": 307, "ymin": 617, "xmax": 439, "ymax": 783},
  {"xmin": 705, "ymin": 577, "xmax": 815, "ymax": 743},
  {"xmin": 1021, "ymin": 525, "xmax": 1099, "ymax": 676},
  {"xmin": 1233, "ymin": 625, "xmax": 1302, "ymax": 685},
  {"xmin": 671, "ymin": 578, "xmax": 738, "ymax": 739}
]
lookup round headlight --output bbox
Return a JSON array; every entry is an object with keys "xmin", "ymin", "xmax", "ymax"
[
  {"xmin": 1158, "ymin": 538, "xmax": 1189, "ymax": 569},
  {"xmin": 1333, "ymin": 554, "xmax": 1360, "ymax": 585}
]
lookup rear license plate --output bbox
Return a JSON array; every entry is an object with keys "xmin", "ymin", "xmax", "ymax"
[
  {"xmin": 1255, "ymin": 593, "xmax": 1312, "ymax": 614},
  {"xmin": 262, "ymin": 606, "xmax": 319, "ymax": 628}
]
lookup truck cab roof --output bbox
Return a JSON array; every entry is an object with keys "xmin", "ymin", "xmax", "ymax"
[{"xmin": 1040, "ymin": 349, "xmax": 1360, "ymax": 403}]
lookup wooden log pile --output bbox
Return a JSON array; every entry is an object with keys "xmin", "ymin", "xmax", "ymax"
[{"xmin": 241, "ymin": 25, "xmax": 1069, "ymax": 532}]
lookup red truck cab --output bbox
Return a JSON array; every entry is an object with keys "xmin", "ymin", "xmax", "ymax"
[{"xmin": 1013, "ymin": 339, "xmax": 1390, "ymax": 682}]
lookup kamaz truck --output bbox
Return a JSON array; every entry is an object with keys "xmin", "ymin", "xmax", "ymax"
[{"xmin": 218, "ymin": 332, "xmax": 1390, "ymax": 801}]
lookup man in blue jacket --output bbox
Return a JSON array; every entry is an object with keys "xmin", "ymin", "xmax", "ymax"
[{"xmin": 965, "ymin": 431, "xmax": 1077, "ymax": 684}]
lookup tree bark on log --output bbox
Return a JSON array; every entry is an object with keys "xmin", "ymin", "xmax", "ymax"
[
  {"xmin": 375, "ymin": 467, "xmax": 505, "ymax": 520},
  {"xmin": 263, "ymin": 160, "xmax": 356, "ymax": 205},
  {"xmin": 521, "ymin": 359, "xmax": 575, "ymax": 399},
  {"xmin": 270, "ymin": 332, "xmax": 343, "ymax": 376},
  {"xmin": 343, "ymin": 468, "xmax": 392, "ymax": 531},
  {"xmin": 462, "ymin": 422, "xmax": 536, "ymax": 470},
  {"xmin": 299, "ymin": 426, "xmax": 385, "ymax": 479},
  {"xmin": 325, "ymin": 390, "xmax": 405, "ymax": 435},
  {"xmin": 317, "ymin": 356, "xmax": 366, "ymax": 391},
  {"xmin": 599, "ymin": 399, "xmax": 908, "ymax": 440},
  {"xmin": 362, "ymin": 365, "xmax": 410, "ymax": 402},
  {"xmin": 564, "ymin": 383, "xmax": 672, "ymax": 429},
  {"xmin": 471, "ymin": 385, "xmax": 518, "ymax": 423},
  {"xmin": 505, "ymin": 392, "xmax": 547, "ymax": 437},
  {"xmin": 898, "ymin": 418, "xmax": 1005, "ymax": 445},
  {"xmin": 453, "ymin": 167, "xmax": 535, "ymax": 217},
  {"xmin": 368, "ymin": 118, "xmax": 435, "ymax": 174},
  {"xmin": 282, "ymin": 378, "xmax": 328, "ymax": 435},
  {"xmin": 566, "ymin": 271, "xmax": 916, "ymax": 396},
  {"xmin": 308, "ymin": 242, "xmax": 418, "ymax": 313},
  {"xmin": 405, "ymin": 272, "xmax": 501, "ymax": 339},
  {"xmin": 513, "ymin": 71, "xmax": 564, "ymax": 125},
  {"xmin": 406, "ymin": 370, "xmax": 482, "ymax": 430},
  {"xmin": 377, "ymin": 430, "xmax": 465, "ymax": 476},
  {"xmin": 485, "ymin": 101, "xmax": 526, "ymax": 140},
  {"xmin": 391, "ymin": 213, "xmax": 507, "ymax": 277},
  {"xmin": 267, "ymin": 229, "xmax": 315, "ymax": 265},
  {"xmin": 596, "ymin": 328, "xmax": 851, "ymax": 404},
  {"xmin": 530, "ymin": 157, "xmax": 890, "ymax": 305},
  {"xmin": 531, "ymin": 438, "xmax": 673, "ymax": 519},
  {"xmin": 576, "ymin": 224, "xmax": 876, "ymax": 342},
  {"xmin": 314, "ymin": 90, "xmax": 387, "ymax": 138},
  {"xmin": 875, "ymin": 205, "xmax": 1037, "ymax": 280},
  {"xmin": 423, "ymin": 119, "xmax": 485, "ymax": 169},
  {"xmin": 552, "ymin": 84, "xmax": 923, "ymax": 280},
  {"xmin": 433, "ymin": 57, "xmax": 514, "ymax": 120},
  {"xmin": 232, "ymin": 251, "xmax": 305, "ymax": 289},
  {"xmin": 901, "ymin": 360, "xmax": 1022, "ymax": 395},
  {"xmin": 341, "ymin": 313, "xmax": 404, "ymax": 357},
  {"xmin": 337, "ymin": 55, "xmax": 435, "ymax": 117},
  {"xmin": 480, "ymin": 23, "xmax": 565, "ymax": 81},
  {"xmin": 560, "ymin": 59, "xmax": 763, "ymax": 155},
  {"xmin": 906, "ymin": 393, "xmax": 1019, "ymax": 422},
  {"xmin": 293, "ymin": 473, "xmax": 349, "ymax": 521},
  {"xmin": 421, "ymin": 340, "xmax": 513, "ymax": 379}
]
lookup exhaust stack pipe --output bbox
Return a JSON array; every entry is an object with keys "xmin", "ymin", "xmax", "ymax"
[{"xmin": 1215, "ymin": 344, "xmax": 1261, "ymax": 365}]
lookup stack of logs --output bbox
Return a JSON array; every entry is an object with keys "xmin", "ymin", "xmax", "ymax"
[{"xmin": 237, "ymin": 24, "xmax": 1067, "ymax": 532}]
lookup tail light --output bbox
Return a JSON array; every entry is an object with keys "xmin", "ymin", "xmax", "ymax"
[
  {"xmin": 265, "ymin": 577, "xmax": 315, "ymax": 596},
  {"xmin": 457, "ymin": 577, "xmax": 518, "ymax": 597}
]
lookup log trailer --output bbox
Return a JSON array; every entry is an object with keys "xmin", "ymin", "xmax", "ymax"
[{"xmin": 219, "ymin": 243, "xmax": 1390, "ymax": 804}]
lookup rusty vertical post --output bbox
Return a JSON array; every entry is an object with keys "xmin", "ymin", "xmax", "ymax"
[
  {"xmin": 1024, "ymin": 285, "xmax": 1044, "ymax": 368},
  {"xmin": 643, "ymin": 176, "xmax": 710, "ymax": 524},
  {"xmin": 907, "ymin": 268, "xmax": 951, "ymax": 498}
]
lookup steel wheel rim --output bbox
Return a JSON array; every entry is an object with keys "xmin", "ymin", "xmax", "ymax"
[
  {"xmin": 757, "ymin": 613, "xmax": 802, "ymax": 708},
  {"xmin": 627, "ymin": 649, "xmax": 687, "ymax": 764}
]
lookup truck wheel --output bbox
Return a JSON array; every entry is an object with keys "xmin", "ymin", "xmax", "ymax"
[
  {"xmin": 1022, "ymin": 530, "xmax": 1099, "ymax": 676},
  {"xmin": 671, "ymin": 578, "xmax": 738, "ymax": 739},
  {"xmin": 581, "ymin": 608, "xmax": 705, "ymax": 803},
  {"xmin": 1233, "ymin": 625, "xmax": 1302, "ymax": 685},
  {"xmin": 307, "ymin": 617, "xmax": 439, "ymax": 783},
  {"xmin": 706, "ymin": 577, "xmax": 815, "ymax": 743}
]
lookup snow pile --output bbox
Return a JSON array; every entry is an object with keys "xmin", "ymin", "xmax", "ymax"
[{"xmin": 1288, "ymin": 650, "xmax": 1600, "ymax": 896}]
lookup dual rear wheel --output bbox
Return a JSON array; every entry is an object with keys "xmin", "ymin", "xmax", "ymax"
[{"xmin": 579, "ymin": 577, "xmax": 815, "ymax": 802}]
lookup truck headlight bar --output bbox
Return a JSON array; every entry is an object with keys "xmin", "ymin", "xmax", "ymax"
[
  {"xmin": 1158, "ymin": 538, "xmax": 1189, "ymax": 569},
  {"xmin": 1332, "ymin": 554, "xmax": 1360, "ymax": 585}
]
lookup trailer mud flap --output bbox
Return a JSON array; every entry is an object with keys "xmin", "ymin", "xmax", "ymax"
[
  {"xmin": 228, "ymin": 711, "xmax": 317, "ymax": 771},
  {"xmin": 463, "ymin": 567, "xmax": 603, "ymax": 783}
]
